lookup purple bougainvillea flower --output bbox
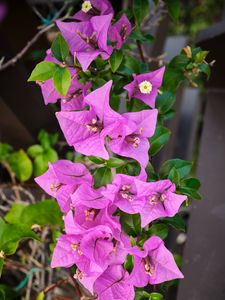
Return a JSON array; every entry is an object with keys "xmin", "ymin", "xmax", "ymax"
[
  {"xmin": 57, "ymin": 14, "xmax": 113, "ymax": 71},
  {"xmin": 38, "ymin": 50, "xmax": 87, "ymax": 107},
  {"xmin": 61, "ymin": 80, "xmax": 91, "ymax": 111},
  {"xmin": 56, "ymin": 80, "xmax": 123, "ymax": 159},
  {"xmin": 109, "ymin": 14, "xmax": 132, "ymax": 49},
  {"xmin": 109, "ymin": 109, "xmax": 158, "ymax": 167},
  {"xmin": 129, "ymin": 236, "xmax": 184, "ymax": 286},
  {"xmin": 73, "ymin": 0, "xmax": 114, "ymax": 21},
  {"xmin": 95, "ymin": 265, "xmax": 135, "ymax": 300},
  {"xmin": 135, "ymin": 179, "xmax": 187, "ymax": 227},
  {"xmin": 72, "ymin": 183, "xmax": 110, "ymax": 209},
  {"xmin": 35, "ymin": 160, "xmax": 93, "ymax": 213},
  {"xmin": 103, "ymin": 174, "xmax": 145, "ymax": 214},
  {"xmin": 124, "ymin": 67, "xmax": 165, "ymax": 108}
]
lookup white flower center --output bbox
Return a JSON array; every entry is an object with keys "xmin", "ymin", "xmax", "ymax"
[
  {"xmin": 139, "ymin": 80, "xmax": 152, "ymax": 94},
  {"xmin": 82, "ymin": 1, "xmax": 92, "ymax": 13}
]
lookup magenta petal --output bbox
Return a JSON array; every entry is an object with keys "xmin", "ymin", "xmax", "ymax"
[
  {"xmin": 95, "ymin": 265, "xmax": 135, "ymax": 300},
  {"xmin": 123, "ymin": 109, "xmax": 158, "ymax": 138},
  {"xmin": 91, "ymin": 14, "xmax": 113, "ymax": 53},
  {"xmin": 77, "ymin": 50, "xmax": 101, "ymax": 71},
  {"xmin": 145, "ymin": 236, "xmax": 184, "ymax": 284},
  {"xmin": 84, "ymin": 80, "xmax": 120, "ymax": 125},
  {"xmin": 51, "ymin": 234, "xmax": 82, "ymax": 268},
  {"xmin": 72, "ymin": 184, "xmax": 109, "ymax": 209},
  {"xmin": 39, "ymin": 79, "xmax": 60, "ymax": 105},
  {"xmin": 129, "ymin": 256, "xmax": 149, "ymax": 288}
]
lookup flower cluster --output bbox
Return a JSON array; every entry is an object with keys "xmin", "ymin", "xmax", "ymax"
[{"xmin": 35, "ymin": 1, "xmax": 187, "ymax": 299}]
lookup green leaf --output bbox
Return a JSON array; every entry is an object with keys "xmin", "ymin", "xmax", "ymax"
[
  {"xmin": 21, "ymin": 200, "xmax": 63, "ymax": 227},
  {"xmin": 168, "ymin": 167, "xmax": 180, "ymax": 185},
  {"xmin": 150, "ymin": 126, "xmax": 171, "ymax": 156},
  {"xmin": 106, "ymin": 157, "xmax": 125, "ymax": 168},
  {"xmin": 194, "ymin": 51, "xmax": 209, "ymax": 63},
  {"xmin": 33, "ymin": 154, "xmax": 49, "ymax": 177},
  {"xmin": 28, "ymin": 61, "xmax": 58, "ymax": 81},
  {"xmin": 5, "ymin": 203, "xmax": 27, "ymax": 224},
  {"xmin": 7, "ymin": 150, "xmax": 33, "ymax": 182},
  {"xmin": 146, "ymin": 223, "xmax": 169, "ymax": 240},
  {"xmin": 53, "ymin": 67, "xmax": 71, "ymax": 96},
  {"xmin": 130, "ymin": 28, "xmax": 154, "ymax": 42},
  {"xmin": 181, "ymin": 178, "xmax": 201, "ymax": 189},
  {"xmin": 93, "ymin": 167, "xmax": 112, "ymax": 188},
  {"xmin": 124, "ymin": 254, "xmax": 134, "ymax": 272},
  {"xmin": 133, "ymin": 0, "xmax": 149, "ymax": 26},
  {"xmin": 27, "ymin": 145, "xmax": 44, "ymax": 158},
  {"xmin": 199, "ymin": 63, "xmax": 211, "ymax": 79},
  {"xmin": 88, "ymin": 156, "xmax": 105, "ymax": 165},
  {"xmin": 120, "ymin": 213, "xmax": 141, "ymax": 237},
  {"xmin": 160, "ymin": 159, "xmax": 193, "ymax": 179},
  {"xmin": 110, "ymin": 50, "xmax": 124, "ymax": 73},
  {"xmin": 165, "ymin": 0, "xmax": 180, "ymax": 21},
  {"xmin": 177, "ymin": 186, "xmax": 201, "ymax": 200},
  {"xmin": 0, "ymin": 144, "xmax": 13, "ymax": 162},
  {"xmin": 51, "ymin": 33, "xmax": 69, "ymax": 62},
  {"xmin": 0, "ymin": 218, "xmax": 40, "ymax": 255},
  {"xmin": 162, "ymin": 214, "xmax": 185, "ymax": 231},
  {"xmin": 149, "ymin": 292, "xmax": 164, "ymax": 300},
  {"xmin": 5, "ymin": 200, "xmax": 63, "ymax": 227},
  {"xmin": 45, "ymin": 148, "xmax": 58, "ymax": 163},
  {"xmin": 156, "ymin": 92, "xmax": 176, "ymax": 114}
]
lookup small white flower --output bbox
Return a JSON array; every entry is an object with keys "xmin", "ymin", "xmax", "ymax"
[
  {"xmin": 82, "ymin": 1, "xmax": 92, "ymax": 13},
  {"xmin": 0, "ymin": 250, "xmax": 5, "ymax": 258},
  {"xmin": 139, "ymin": 80, "xmax": 152, "ymax": 94}
]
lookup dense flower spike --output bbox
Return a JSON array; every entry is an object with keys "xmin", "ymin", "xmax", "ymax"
[
  {"xmin": 73, "ymin": 0, "xmax": 114, "ymax": 21},
  {"xmin": 35, "ymin": 160, "xmax": 92, "ymax": 212},
  {"xmin": 109, "ymin": 14, "xmax": 132, "ymax": 49},
  {"xmin": 124, "ymin": 67, "xmax": 165, "ymax": 108},
  {"xmin": 57, "ymin": 14, "xmax": 113, "ymax": 71},
  {"xmin": 129, "ymin": 236, "xmax": 184, "ymax": 286}
]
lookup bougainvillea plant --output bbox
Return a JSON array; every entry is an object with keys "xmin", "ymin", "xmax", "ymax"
[{"xmin": 0, "ymin": 0, "xmax": 212, "ymax": 299}]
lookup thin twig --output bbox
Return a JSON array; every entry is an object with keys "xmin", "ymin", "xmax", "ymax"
[
  {"xmin": 44, "ymin": 277, "xmax": 69, "ymax": 294},
  {"xmin": 0, "ymin": 2, "xmax": 72, "ymax": 72},
  {"xmin": 136, "ymin": 40, "xmax": 146, "ymax": 63}
]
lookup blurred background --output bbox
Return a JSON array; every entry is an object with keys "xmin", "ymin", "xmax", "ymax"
[{"xmin": 0, "ymin": 0, "xmax": 225, "ymax": 299}]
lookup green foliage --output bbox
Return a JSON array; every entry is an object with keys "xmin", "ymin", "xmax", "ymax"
[
  {"xmin": 110, "ymin": 50, "xmax": 124, "ymax": 73},
  {"xmin": 160, "ymin": 159, "xmax": 193, "ymax": 179},
  {"xmin": 28, "ymin": 61, "xmax": 58, "ymax": 81},
  {"xmin": 7, "ymin": 149, "xmax": 33, "ymax": 182},
  {"xmin": 133, "ymin": 0, "xmax": 150, "ymax": 26},
  {"xmin": 161, "ymin": 214, "xmax": 186, "ymax": 232},
  {"xmin": 93, "ymin": 167, "xmax": 112, "ymax": 188},
  {"xmin": 120, "ymin": 212, "xmax": 142, "ymax": 237},
  {"xmin": 53, "ymin": 66, "xmax": 71, "ymax": 96},
  {"xmin": 0, "ymin": 218, "xmax": 40, "ymax": 256},
  {"xmin": 156, "ymin": 92, "xmax": 176, "ymax": 115},
  {"xmin": 130, "ymin": 28, "xmax": 154, "ymax": 43},
  {"xmin": 145, "ymin": 223, "xmax": 169, "ymax": 240},
  {"xmin": 5, "ymin": 200, "xmax": 63, "ymax": 228},
  {"xmin": 149, "ymin": 292, "xmax": 164, "ymax": 300},
  {"xmin": 106, "ymin": 157, "xmax": 125, "ymax": 168},
  {"xmin": 149, "ymin": 126, "xmax": 171, "ymax": 156},
  {"xmin": 28, "ymin": 130, "xmax": 59, "ymax": 177},
  {"xmin": 51, "ymin": 33, "xmax": 69, "ymax": 62},
  {"xmin": 0, "ymin": 144, "xmax": 13, "ymax": 162},
  {"xmin": 165, "ymin": 0, "xmax": 180, "ymax": 21}
]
